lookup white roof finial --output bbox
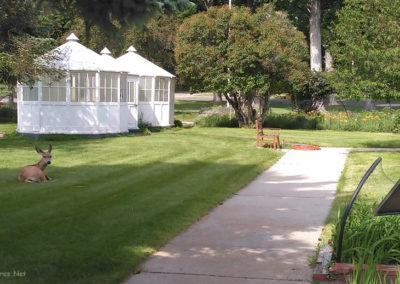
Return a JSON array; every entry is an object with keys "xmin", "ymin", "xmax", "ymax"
[
  {"xmin": 100, "ymin": 47, "xmax": 112, "ymax": 55},
  {"xmin": 127, "ymin": 46, "xmax": 137, "ymax": 53},
  {"xmin": 66, "ymin": 33, "xmax": 79, "ymax": 42}
]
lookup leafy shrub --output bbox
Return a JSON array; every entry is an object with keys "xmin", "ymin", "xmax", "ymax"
[
  {"xmin": 266, "ymin": 110, "xmax": 397, "ymax": 132},
  {"xmin": 196, "ymin": 114, "xmax": 239, "ymax": 127},
  {"xmin": 332, "ymin": 200, "xmax": 400, "ymax": 265},
  {"xmin": 264, "ymin": 113, "xmax": 321, "ymax": 130},
  {"xmin": 0, "ymin": 105, "xmax": 17, "ymax": 122},
  {"xmin": 192, "ymin": 107, "xmax": 398, "ymax": 133},
  {"xmin": 174, "ymin": 119, "xmax": 183, "ymax": 127},
  {"xmin": 138, "ymin": 119, "xmax": 152, "ymax": 135},
  {"xmin": 393, "ymin": 109, "xmax": 400, "ymax": 133}
]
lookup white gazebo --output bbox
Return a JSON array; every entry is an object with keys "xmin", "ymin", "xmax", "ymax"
[
  {"xmin": 116, "ymin": 46, "xmax": 175, "ymax": 127},
  {"xmin": 17, "ymin": 33, "xmax": 175, "ymax": 136}
]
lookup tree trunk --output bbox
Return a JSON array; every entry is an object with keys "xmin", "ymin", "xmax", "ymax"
[
  {"xmin": 259, "ymin": 92, "xmax": 271, "ymax": 119},
  {"xmin": 309, "ymin": 0, "xmax": 325, "ymax": 111},
  {"xmin": 325, "ymin": 49, "xmax": 333, "ymax": 71},
  {"xmin": 364, "ymin": 98, "xmax": 375, "ymax": 111},
  {"xmin": 311, "ymin": 94, "xmax": 326, "ymax": 111},
  {"xmin": 310, "ymin": 0, "xmax": 322, "ymax": 72},
  {"xmin": 223, "ymin": 93, "xmax": 246, "ymax": 127},
  {"xmin": 84, "ymin": 20, "xmax": 92, "ymax": 46},
  {"xmin": 324, "ymin": 49, "xmax": 337, "ymax": 106},
  {"xmin": 213, "ymin": 92, "xmax": 222, "ymax": 103},
  {"xmin": 244, "ymin": 92, "xmax": 256, "ymax": 126}
]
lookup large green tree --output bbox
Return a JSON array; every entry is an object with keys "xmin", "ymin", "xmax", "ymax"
[
  {"xmin": 269, "ymin": 0, "xmax": 343, "ymax": 111},
  {"xmin": 0, "ymin": 0, "xmax": 63, "ymax": 106},
  {"xmin": 66, "ymin": 0, "xmax": 193, "ymax": 44},
  {"xmin": 175, "ymin": 4, "xmax": 308, "ymax": 127},
  {"xmin": 330, "ymin": 0, "xmax": 400, "ymax": 102},
  {"xmin": 123, "ymin": 14, "xmax": 182, "ymax": 73}
]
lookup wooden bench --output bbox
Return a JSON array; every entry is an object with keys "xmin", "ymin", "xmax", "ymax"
[{"xmin": 255, "ymin": 120, "xmax": 280, "ymax": 150}]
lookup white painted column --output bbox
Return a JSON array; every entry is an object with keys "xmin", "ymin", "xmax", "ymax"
[{"xmin": 95, "ymin": 72, "xmax": 100, "ymax": 103}]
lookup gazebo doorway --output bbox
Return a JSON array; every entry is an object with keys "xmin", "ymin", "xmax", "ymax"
[{"xmin": 127, "ymin": 78, "xmax": 138, "ymax": 130}]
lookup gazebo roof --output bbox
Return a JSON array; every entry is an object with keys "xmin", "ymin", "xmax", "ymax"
[
  {"xmin": 99, "ymin": 47, "xmax": 128, "ymax": 73},
  {"xmin": 50, "ymin": 33, "xmax": 102, "ymax": 71},
  {"xmin": 50, "ymin": 34, "xmax": 125, "ymax": 73},
  {"xmin": 116, "ymin": 46, "xmax": 175, "ymax": 78}
]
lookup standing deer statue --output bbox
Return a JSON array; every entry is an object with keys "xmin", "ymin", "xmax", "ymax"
[{"xmin": 18, "ymin": 145, "xmax": 53, "ymax": 182}]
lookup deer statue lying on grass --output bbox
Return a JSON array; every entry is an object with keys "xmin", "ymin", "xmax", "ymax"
[{"xmin": 18, "ymin": 145, "xmax": 53, "ymax": 183}]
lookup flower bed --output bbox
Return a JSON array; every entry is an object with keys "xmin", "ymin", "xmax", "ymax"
[{"xmin": 265, "ymin": 109, "xmax": 400, "ymax": 132}]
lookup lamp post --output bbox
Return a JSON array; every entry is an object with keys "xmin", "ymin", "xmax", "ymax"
[{"xmin": 227, "ymin": 0, "xmax": 232, "ymax": 111}]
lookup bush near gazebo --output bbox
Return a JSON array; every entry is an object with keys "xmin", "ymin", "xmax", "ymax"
[{"xmin": 175, "ymin": 4, "xmax": 309, "ymax": 128}]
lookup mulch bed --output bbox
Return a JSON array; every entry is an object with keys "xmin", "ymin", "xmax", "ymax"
[{"xmin": 291, "ymin": 144, "xmax": 321, "ymax": 150}]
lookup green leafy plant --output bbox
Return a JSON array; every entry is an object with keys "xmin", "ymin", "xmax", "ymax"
[
  {"xmin": 0, "ymin": 105, "xmax": 16, "ymax": 122},
  {"xmin": 196, "ymin": 114, "xmax": 239, "ymax": 128},
  {"xmin": 333, "ymin": 201, "xmax": 400, "ymax": 265},
  {"xmin": 138, "ymin": 119, "xmax": 152, "ymax": 135},
  {"xmin": 393, "ymin": 109, "xmax": 400, "ymax": 133},
  {"xmin": 174, "ymin": 119, "xmax": 183, "ymax": 127}
]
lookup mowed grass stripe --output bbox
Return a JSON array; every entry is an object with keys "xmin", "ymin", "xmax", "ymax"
[{"xmin": 0, "ymin": 126, "xmax": 282, "ymax": 284}]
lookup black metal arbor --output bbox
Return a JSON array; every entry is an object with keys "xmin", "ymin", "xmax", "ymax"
[
  {"xmin": 336, "ymin": 156, "xmax": 400, "ymax": 262},
  {"xmin": 335, "ymin": 157, "xmax": 382, "ymax": 262}
]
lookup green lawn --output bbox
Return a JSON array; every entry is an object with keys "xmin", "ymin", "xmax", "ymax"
[
  {"xmin": 0, "ymin": 124, "xmax": 283, "ymax": 284},
  {"xmin": 174, "ymin": 100, "xmax": 221, "ymax": 121},
  {"xmin": 269, "ymin": 102, "xmax": 292, "ymax": 114},
  {"xmin": 2, "ymin": 121, "xmax": 400, "ymax": 283}
]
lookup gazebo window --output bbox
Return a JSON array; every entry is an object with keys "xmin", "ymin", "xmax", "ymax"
[
  {"xmin": 22, "ymin": 84, "xmax": 38, "ymax": 101},
  {"xmin": 128, "ymin": 82, "xmax": 136, "ymax": 103},
  {"xmin": 42, "ymin": 77, "xmax": 66, "ymax": 102},
  {"xmin": 70, "ymin": 72, "xmax": 96, "ymax": 102},
  {"xmin": 100, "ymin": 73, "xmax": 119, "ymax": 102},
  {"xmin": 155, "ymin": 78, "xmax": 169, "ymax": 102},
  {"xmin": 139, "ymin": 77, "xmax": 152, "ymax": 102}
]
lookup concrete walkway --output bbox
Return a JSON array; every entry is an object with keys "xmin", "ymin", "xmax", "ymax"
[{"xmin": 124, "ymin": 148, "xmax": 350, "ymax": 284}]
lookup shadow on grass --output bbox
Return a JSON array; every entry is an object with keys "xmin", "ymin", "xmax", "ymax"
[
  {"xmin": 0, "ymin": 130, "xmax": 152, "ymax": 152},
  {"xmin": 362, "ymin": 140, "xmax": 400, "ymax": 148}
]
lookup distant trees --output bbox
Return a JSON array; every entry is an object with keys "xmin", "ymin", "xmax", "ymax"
[
  {"xmin": 41, "ymin": 0, "xmax": 194, "ymax": 45},
  {"xmin": 3, "ymin": 0, "xmax": 399, "ymax": 113},
  {"xmin": 330, "ymin": 0, "xmax": 400, "ymax": 103},
  {"xmin": 123, "ymin": 14, "xmax": 183, "ymax": 74},
  {"xmin": 268, "ymin": 0, "xmax": 342, "ymax": 111},
  {"xmin": 175, "ymin": 4, "xmax": 309, "ymax": 127},
  {"xmin": 0, "ymin": 0, "xmax": 194, "ymax": 107}
]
